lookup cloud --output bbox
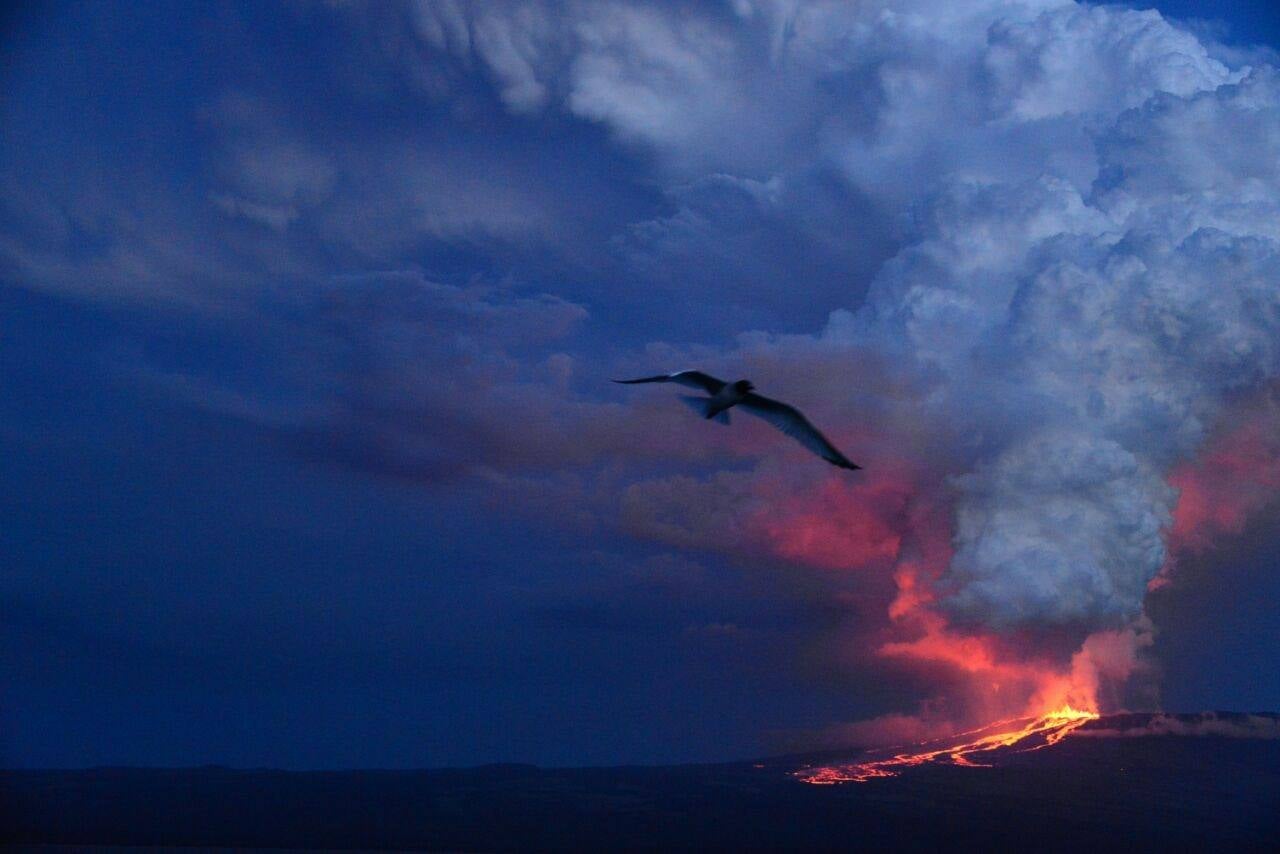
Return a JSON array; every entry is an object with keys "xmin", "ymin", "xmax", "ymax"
[
  {"xmin": 395, "ymin": 2, "xmax": 1236, "ymax": 194},
  {"xmin": 944, "ymin": 433, "xmax": 1174, "ymax": 628},
  {"xmin": 204, "ymin": 94, "xmax": 338, "ymax": 231},
  {"xmin": 982, "ymin": 5, "xmax": 1238, "ymax": 121},
  {"xmin": 9, "ymin": 0, "xmax": 1280, "ymax": 734},
  {"xmin": 614, "ymin": 171, "xmax": 896, "ymax": 333},
  {"xmin": 292, "ymin": 274, "xmax": 597, "ymax": 474},
  {"xmin": 1158, "ymin": 388, "xmax": 1280, "ymax": 576},
  {"xmin": 465, "ymin": 5, "xmax": 1280, "ymax": 646},
  {"xmin": 142, "ymin": 2, "xmax": 1280, "ymax": 643},
  {"xmin": 146, "ymin": 270, "xmax": 786, "ymax": 490},
  {"xmin": 0, "ymin": 68, "xmax": 653, "ymax": 314},
  {"xmin": 916, "ymin": 69, "xmax": 1280, "ymax": 628}
]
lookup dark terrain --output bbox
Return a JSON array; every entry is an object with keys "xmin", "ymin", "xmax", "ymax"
[{"xmin": 3, "ymin": 713, "xmax": 1278, "ymax": 852}]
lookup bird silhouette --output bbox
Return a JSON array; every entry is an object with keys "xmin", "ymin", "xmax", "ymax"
[{"xmin": 613, "ymin": 370, "xmax": 861, "ymax": 470}]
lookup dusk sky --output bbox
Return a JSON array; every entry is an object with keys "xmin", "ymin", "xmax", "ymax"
[{"xmin": 4, "ymin": 0, "xmax": 1280, "ymax": 770}]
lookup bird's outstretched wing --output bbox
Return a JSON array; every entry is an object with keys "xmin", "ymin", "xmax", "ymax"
[
  {"xmin": 612, "ymin": 370, "xmax": 726, "ymax": 395},
  {"xmin": 739, "ymin": 393, "xmax": 861, "ymax": 470}
]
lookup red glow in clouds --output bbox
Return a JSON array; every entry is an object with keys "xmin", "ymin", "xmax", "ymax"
[
  {"xmin": 1155, "ymin": 397, "xmax": 1280, "ymax": 589},
  {"xmin": 757, "ymin": 475, "xmax": 910, "ymax": 571},
  {"xmin": 752, "ymin": 469, "xmax": 1152, "ymax": 783},
  {"xmin": 750, "ymin": 398, "xmax": 1280, "ymax": 783}
]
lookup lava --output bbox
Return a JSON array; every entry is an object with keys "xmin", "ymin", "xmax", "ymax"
[
  {"xmin": 752, "ymin": 473, "xmax": 1149, "ymax": 787},
  {"xmin": 795, "ymin": 705, "xmax": 1099, "ymax": 784}
]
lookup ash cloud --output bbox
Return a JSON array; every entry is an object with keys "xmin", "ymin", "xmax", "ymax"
[
  {"xmin": 834, "ymin": 66, "xmax": 1280, "ymax": 630},
  {"xmin": 361, "ymin": 1, "xmax": 1280, "ymax": 634}
]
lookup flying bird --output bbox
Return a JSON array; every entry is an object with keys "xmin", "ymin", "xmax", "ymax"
[{"xmin": 613, "ymin": 370, "xmax": 861, "ymax": 470}]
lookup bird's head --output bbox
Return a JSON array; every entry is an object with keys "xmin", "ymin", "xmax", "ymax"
[{"xmin": 733, "ymin": 379, "xmax": 754, "ymax": 393}]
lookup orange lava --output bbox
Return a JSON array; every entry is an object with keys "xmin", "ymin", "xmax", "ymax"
[{"xmin": 795, "ymin": 705, "xmax": 1099, "ymax": 784}]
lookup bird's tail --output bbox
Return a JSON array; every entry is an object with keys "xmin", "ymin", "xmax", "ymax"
[{"xmin": 680, "ymin": 395, "xmax": 730, "ymax": 425}]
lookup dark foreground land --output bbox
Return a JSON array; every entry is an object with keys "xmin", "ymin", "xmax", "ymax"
[{"xmin": 3, "ymin": 713, "xmax": 1279, "ymax": 852}]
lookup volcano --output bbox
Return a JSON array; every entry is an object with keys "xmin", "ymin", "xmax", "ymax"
[
  {"xmin": 4, "ymin": 712, "xmax": 1277, "ymax": 851},
  {"xmin": 795, "ymin": 704, "xmax": 1103, "ymax": 784}
]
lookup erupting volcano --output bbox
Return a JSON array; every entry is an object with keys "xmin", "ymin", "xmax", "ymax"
[
  {"xmin": 796, "ymin": 705, "xmax": 1099, "ymax": 784},
  {"xmin": 756, "ymin": 464, "xmax": 1166, "ymax": 789}
]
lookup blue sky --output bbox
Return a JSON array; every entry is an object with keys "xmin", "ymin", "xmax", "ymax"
[{"xmin": 4, "ymin": 0, "xmax": 1280, "ymax": 768}]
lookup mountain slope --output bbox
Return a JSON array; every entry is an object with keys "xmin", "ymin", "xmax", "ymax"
[{"xmin": 3, "ymin": 713, "xmax": 1278, "ymax": 851}]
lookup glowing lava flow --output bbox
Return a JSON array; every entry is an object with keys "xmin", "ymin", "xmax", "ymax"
[{"xmin": 796, "ymin": 705, "xmax": 1099, "ymax": 784}]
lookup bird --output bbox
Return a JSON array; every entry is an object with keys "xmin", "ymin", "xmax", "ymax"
[{"xmin": 612, "ymin": 370, "xmax": 861, "ymax": 470}]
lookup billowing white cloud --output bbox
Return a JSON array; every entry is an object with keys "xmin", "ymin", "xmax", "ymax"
[
  {"xmin": 982, "ymin": 5, "xmax": 1238, "ymax": 121},
  {"xmin": 399, "ymin": 1, "xmax": 1235, "ymax": 193},
  {"xmin": 822, "ymin": 64, "xmax": 1280, "ymax": 628},
  {"xmin": 944, "ymin": 432, "xmax": 1175, "ymax": 627},
  {"xmin": 388, "ymin": 0, "xmax": 1280, "ymax": 630}
]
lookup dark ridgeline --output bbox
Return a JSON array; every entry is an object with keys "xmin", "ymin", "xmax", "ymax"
[{"xmin": 3, "ymin": 713, "xmax": 1278, "ymax": 852}]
